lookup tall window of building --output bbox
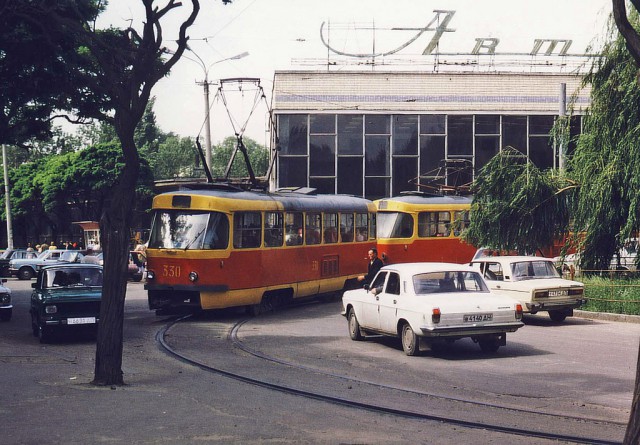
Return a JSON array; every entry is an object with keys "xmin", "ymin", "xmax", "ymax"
[
  {"xmin": 566, "ymin": 115, "xmax": 582, "ymax": 160},
  {"xmin": 392, "ymin": 115, "xmax": 419, "ymax": 195},
  {"xmin": 309, "ymin": 114, "xmax": 336, "ymax": 194},
  {"xmin": 277, "ymin": 114, "xmax": 308, "ymax": 187},
  {"xmin": 475, "ymin": 115, "xmax": 500, "ymax": 172},
  {"xmin": 529, "ymin": 115, "xmax": 555, "ymax": 169},
  {"xmin": 447, "ymin": 115, "xmax": 473, "ymax": 189},
  {"xmin": 502, "ymin": 115, "xmax": 527, "ymax": 156},
  {"xmin": 337, "ymin": 115, "xmax": 364, "ymax": 196},
  {"xmin": 365, "ymin": 114, "xmax": 391, "ymax": 200},
  {"xmin": 419, "ymin": 115, "xmax": 446, "ymax": 188}
]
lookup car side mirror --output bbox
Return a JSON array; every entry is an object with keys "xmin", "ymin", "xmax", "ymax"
[
  {"xmin": 31, "ymin": 282, "xmax": 37, "ymax": 289},
  {"xmin": 363, "ymin": 284, "xmax": 370, "ymax": 291}
]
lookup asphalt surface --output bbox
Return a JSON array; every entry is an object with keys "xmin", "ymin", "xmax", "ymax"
[{"xmin": 1, "ymin": 279, "xmax": 638, "ymax": 444}]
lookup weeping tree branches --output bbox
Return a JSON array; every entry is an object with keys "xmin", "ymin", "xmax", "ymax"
[
  {"xmin": 463, "ymin": 147, "xmax": 575, "ymax": 255},
  {"xmin": 572, "ymin": 8, "xmax": 640, "ymax": 270}
]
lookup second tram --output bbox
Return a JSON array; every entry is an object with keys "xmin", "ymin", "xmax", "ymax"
[
  {"xmin": 374, "ymin": 193, "xmax": 477, "ymax": 265},
  {"xmin": 145, "ymin": 184, "xmax": 376, "ymax": 313}
]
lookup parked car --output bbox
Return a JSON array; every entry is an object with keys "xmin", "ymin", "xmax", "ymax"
[
  {"xmin": 0, "ymin": 278, "xmax": 12, "ymax": 321},
  {"xmin": 81, "ymin": 252, "xmax": 103, "ymax": 266},
  {"xmin": 29, "ymin": 263, "xmax": 103, "ymax": 343},
  {"xmin": 9, "ymin": 250, "xmax": 83, "ymax": 280},
  {"xmin": 81, "ymin": 251, "xmax": 144, "ymax": 281},
  {"xmin": 470, "ymin": 255, "xmax": 586, "ymax": 322},
  {"xmin": 341, "ymin": 262, "xmax": 524, "ymax": 355},
  {"xmin": 554, "ymin": 238, "xmax": 639, "ymax": 277},
  {"xmin": 0, "ymin": 249, "xmax": 38, "ymax": 277}
]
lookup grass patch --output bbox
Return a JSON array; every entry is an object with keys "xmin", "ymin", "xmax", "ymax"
[{"xmin": 578, "ymin": 275, "xmax": 640, "ymax": 315}]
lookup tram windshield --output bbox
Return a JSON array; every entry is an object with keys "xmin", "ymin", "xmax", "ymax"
[
  {"xmin": 148, "ymin": 210, "xmax": 229, "ymax": 250},
  {"xmin": 377, "ymin": 212, "xmax": 414, "ymax": 239}
]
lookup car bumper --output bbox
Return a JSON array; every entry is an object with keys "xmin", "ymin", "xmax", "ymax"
[
  {"xmin": 41, "ymin": 316, "xmax": 99, "ymax": 326},
  {"xmin": 420, "ymin": 321, "xmax": 524, "ymax": 337},
  {"xmin": 527, "ymin": 298, "xmax": 587, "ymax": 313}
]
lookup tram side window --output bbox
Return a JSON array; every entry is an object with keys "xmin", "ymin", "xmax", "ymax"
[
  {"xmin": 355, "ymin": 213, "xmax": 368, "ymax": 242},
  {"xmin": 340, "ymin": 213, "xmax": 354, "ymax": 242},
  {"xmin": 203, "ymin": 213, "xmax": 229, "ymax": 249},
  {"xmin": 285, "ymin": 212, "xmax": 304, "ymax": 246},
  {"xmin": 453, "ymin": 210, "xmax": 470, "ymax": 237},
  {"xmin": 264, "ymin": 212, "xmax": 284, "ymax": 247},
  {"xmin": 418, "ymin": 212, "xmax": 451, "ymax": 238},
  {"xmin": 324, "ymin": 213, "xmax": 338, "ymax": 244},
  {"xmin": 369, "ymin": 213, "xmax": 376, "ymax": 240},
  {"xmin": 233, "ymin": 212, "xmax": 262, "ymax": 249},
  {"xmin": 305, "ymin": 213, "xmax": 321, "ymax": 245},
  {"xmin": 378, "ymin": 212, "xmax": 413, "ymax": 239}
]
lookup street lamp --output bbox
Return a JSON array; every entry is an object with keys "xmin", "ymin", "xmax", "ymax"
[{"xmin": 188, "ymin": 50, "xmax": 249, "ymax": 172}]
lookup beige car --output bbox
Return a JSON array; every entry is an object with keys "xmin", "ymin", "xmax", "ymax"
[{"xmin": 470, "ymin": 256, "xmax": 586, "ymax": 322}]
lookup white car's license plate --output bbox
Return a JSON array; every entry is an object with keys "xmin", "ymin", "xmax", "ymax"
[
  {"xmin": 548, "ymin": 290, "xmax": 568, "ymax": 297},
  {"xmin": 67, "ymin": 317, "xmax": 96, "ymax": 325},
  {"xmin": 464, "ymin": 314, "xmax": 493, "ymax": 322}
]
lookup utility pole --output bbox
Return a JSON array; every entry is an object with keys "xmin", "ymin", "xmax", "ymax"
[
  {"xmin": 2, "ymin": 144, "xmax": 13, "ymax": 250},
  {"xmin": 558, "ymin": 82, "xmax": 567, "ymax": 171},
  {"xmin": 188, "ymin": 50, "xmax": 249, "ymax": 170},
  {"xmin": 196, "ymin": 77, "xmax": 214, "ymax": 173}
]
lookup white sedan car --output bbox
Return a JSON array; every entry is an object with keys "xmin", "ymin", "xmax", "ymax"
[
  {"xmin": 470, "ymin": 256, "xmax": 586, "ymax": 322},
  {"xmin": 341, "ymin": 263, "xmax": 524, "ymax": 356}
]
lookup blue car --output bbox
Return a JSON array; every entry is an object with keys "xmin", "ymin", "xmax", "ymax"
[{"xmin": 29, "ymin": 263, "xmax": 103, "ymax": 343}]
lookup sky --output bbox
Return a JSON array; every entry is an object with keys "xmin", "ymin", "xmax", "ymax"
[{"xmin": 91, "ymin": 0, "xmax": 613, "ymax": 147}]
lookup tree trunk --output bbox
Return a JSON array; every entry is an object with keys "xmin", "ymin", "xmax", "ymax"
[{"xmin": 92, "ymin": 124, "xmax": 139, "ymax": 386}]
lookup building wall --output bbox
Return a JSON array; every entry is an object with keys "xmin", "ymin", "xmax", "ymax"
[{"xmin": 272, "ymin": 71, "xmax": 590, "ymax": 199}]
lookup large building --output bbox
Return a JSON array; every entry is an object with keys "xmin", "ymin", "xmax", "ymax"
[{"xmin": 271, "ymin": 70, "xmax": 590, "ymax": 199}]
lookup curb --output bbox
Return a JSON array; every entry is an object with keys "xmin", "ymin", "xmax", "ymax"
[{"xmin": 574, "ymin": 309, "xmax": 640, "ymax": 324}]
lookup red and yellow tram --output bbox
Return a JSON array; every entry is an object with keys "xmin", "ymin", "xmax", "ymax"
[
  {"xmin": 145, "ymin": 184, "xmax": 376, "ymax": 313},
  {"xmin": 374, "ymin": 193, "xmax": 477, "ymax": 265}
]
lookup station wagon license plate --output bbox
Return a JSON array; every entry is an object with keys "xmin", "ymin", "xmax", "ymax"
[
  {"xmin": 464, "ymin": 314, "xmax": 493, "ymax": 322},
  {"xmin": 67, "ymin": 317, "xmax": 96, "ymax": 325},
  {"xmin": 548, "ymin": 290, "xmax": 568, "ymax": 297}
]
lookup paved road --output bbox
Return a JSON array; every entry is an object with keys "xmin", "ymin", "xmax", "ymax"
[{"xmin": 1, "ymin": 278, "xmax": 638, "ymax": 444}]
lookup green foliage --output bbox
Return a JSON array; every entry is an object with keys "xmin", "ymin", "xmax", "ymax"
[
  {"xmin": 211, "ymin": 136, "xmax": 269, "ymax": 178},
  {"xmin": 7, "ymin": 160, "xmax": 47, "ymax": 220},
  {"xmin": 2, "ymin": 141, "xmax": 153, "ymax": 223},
  {"xmin": 463, "ymin": 148, "xmax": 572, "ymax": 254},
  {"xmin": 568, "ymin": 16, "xmax": 640, "ymax": 270},
  {"xmin": 150, "ymin": 135, "xmax": 201, "ymax": 180},
  {"xmin": 0, "ymin": 1, "xmax": 105, "ymax": 146},
  {"xmin": 579, "ymin": 275, "xmax": 640, "ymax": 315}
]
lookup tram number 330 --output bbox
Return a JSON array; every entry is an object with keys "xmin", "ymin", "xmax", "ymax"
[{"xmin": 163, "ymin": 265, "xmax": 181, "ymax": 277}]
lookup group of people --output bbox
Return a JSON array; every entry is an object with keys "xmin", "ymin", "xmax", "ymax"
[{"xmin": 27, "ymin": 241, "xmax": 83, "ymax": 253}]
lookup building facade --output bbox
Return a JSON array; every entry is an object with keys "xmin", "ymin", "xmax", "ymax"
[{"xmin": 271, "ymin": 70, "xmax": 590, "ymax": 199}]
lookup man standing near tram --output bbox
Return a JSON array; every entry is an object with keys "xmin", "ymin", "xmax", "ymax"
[{"xmin": 358, "ymin": 247, "xmax": 384, "ymax": 286}]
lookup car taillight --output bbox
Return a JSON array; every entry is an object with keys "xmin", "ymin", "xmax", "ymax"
[
  {"xmin": 534, "ymin": 291, "xmax": 548, "ymax": 298},
  {"xmin": 515, "ymin": 304, "xmax": 523, "ymax": 320},
  {"xmin": 568, "ymin": 288, "xmax": 583, "ymax": 296},
  {"xmin": 432, "ymin": 307, "xmax": 441, "ymax": 324}
]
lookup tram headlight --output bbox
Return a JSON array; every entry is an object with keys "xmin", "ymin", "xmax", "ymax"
[
  {"xmin": 188, "ymin": 271, "xmax": 199, "ymax": 282},
  {"xmin": 146, "ymin": 270, "xmax": 155, "ymax": 280}
]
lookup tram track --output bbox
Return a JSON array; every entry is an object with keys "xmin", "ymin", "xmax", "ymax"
[{"xmin": 157, "ymin": 314, "xmax": 624, "ymax": 445}]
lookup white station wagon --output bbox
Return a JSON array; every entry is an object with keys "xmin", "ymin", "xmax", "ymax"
[
  {"xmin": 341, "ymin": 262, "xmax": 524, "ymax": 355},
  {"xmin": 470, "ymin": 256, "xmax": 586, "ymax": 322}
]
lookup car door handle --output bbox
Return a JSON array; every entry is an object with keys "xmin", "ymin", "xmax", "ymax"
[
  {"xmin": 496, "ymin": 285, "xmax": 501, "ymax": 289},
  {"xmin": 393, "ymin": 299, "xmax": 397, "ymax": 304},
  {"xmin": 375, "ymin": 296, "xmax": 379, "ymax": 301}
]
